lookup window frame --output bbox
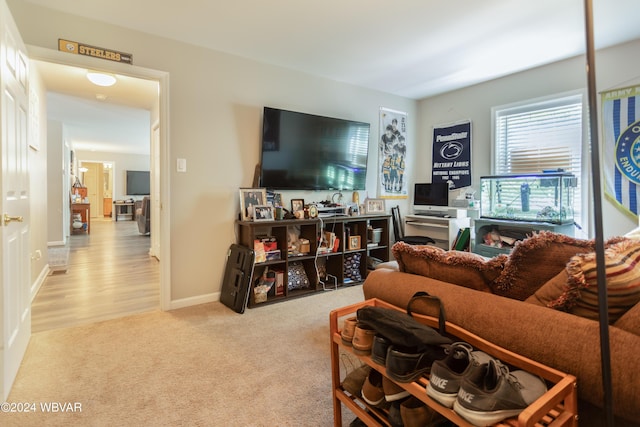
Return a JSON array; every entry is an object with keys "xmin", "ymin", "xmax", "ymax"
[{"xmin": 491, "ymin": 90, "xmax": 590, "ymax": 237}]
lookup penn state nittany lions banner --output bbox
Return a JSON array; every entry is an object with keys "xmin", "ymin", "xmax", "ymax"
[
  {"xmin": 432, "ymin": 121, "xmax": 472, "ymax": 190},
  {"xmin": 602, "ymin": 85, "xmax": 640, "ymax": 218}
]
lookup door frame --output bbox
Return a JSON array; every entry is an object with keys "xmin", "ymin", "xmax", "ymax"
[{"xmin": 28, "ymin": 45, "xmax": 171, "ymax": 311}]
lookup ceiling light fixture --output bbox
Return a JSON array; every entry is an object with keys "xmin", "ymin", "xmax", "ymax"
[{"xmin": 86, "ymin": 71, "xmax": 116, "ymax": 87}]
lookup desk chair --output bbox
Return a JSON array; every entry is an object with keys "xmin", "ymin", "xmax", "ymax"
[{"xmin": 391, "ymin": 205, "xmax": 435, "ymax": 245}]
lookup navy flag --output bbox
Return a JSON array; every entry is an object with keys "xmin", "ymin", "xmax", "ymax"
[
  {"xmin": 603, "ymin": 85, "xmax": 640, "ymax": 218},
  {"xmin": 432, "ymin": 121, "xmax": 472, "ymax": 190}
]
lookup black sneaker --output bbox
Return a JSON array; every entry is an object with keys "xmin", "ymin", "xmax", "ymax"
[
  {"xmin": 453, "ymin": 359, "xmax": 548, "ymax": 426},
  {"xmin": 426, "ymin": 342, "xmax": 493, "ymax": 408}
]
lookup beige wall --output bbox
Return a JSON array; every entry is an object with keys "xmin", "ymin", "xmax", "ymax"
[
  {"xmin": 417, "ymin": 38, "xmax": 640, "ymax": 240},
  {"xmin": 8, "ymin": 0, "xmax": 417, "ymax": 304},
  {"xmin": 28, "ymin": 63, "xmax": 48, "ymax": 298},
  {"xmin": 13, "ymin": 0, "xmax": 639, "ymax": 307},
  {"xmin": 45, "ymin": 121, "xmax": 64, "ymax": 244}
]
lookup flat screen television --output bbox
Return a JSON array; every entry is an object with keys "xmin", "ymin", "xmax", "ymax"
[
  {"xmin": 126, "ymin": 170, "xmax": 150, "ymax": 196},
  {"xmin": 259, "ymin": 107, "xmax": 370, "ymax": 190},
  {"xmin": 413, "ymin": 182, "xmax": 449, "ymax": 213}
]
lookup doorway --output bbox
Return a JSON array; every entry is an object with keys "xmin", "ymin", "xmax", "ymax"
[
  {"xmin": 29, "ymin": 45, "xmax": 170, "ymax": 323},
  {"xmin": 77, "ymin": 161, "xmax": 118, "ymax": 220}
]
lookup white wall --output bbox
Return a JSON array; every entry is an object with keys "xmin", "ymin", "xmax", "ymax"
[
  {"xmin": 416, "ymin": 38, "xmax": 640, "ymax": 240},
  {"xmin": 8, "ymin": 0, "xmax": 417, "ymax": 303}
]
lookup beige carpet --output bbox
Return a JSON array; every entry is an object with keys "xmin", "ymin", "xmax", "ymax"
[{"xmin": 7, "ymin": 286, "xmax": 365, "ymax": 426}]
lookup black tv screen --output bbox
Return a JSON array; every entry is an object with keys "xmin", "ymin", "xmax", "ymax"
[
  {"xmin": 413, "ymin": 183, "xmax": 449, "ymax": 207},
  {"xmin": 126, "ymin": 170, "xmax": 150, "ymax": 196},
  {"xmin": 259, "ymin": 107, "xmax": 370, "ymax": 190}
]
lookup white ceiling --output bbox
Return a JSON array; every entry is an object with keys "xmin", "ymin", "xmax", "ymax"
[
  {"xmin": 35, "ymin": 60, "xmax": 158, "ymax": 155},
  {"xmin": 26, "ymin": 0, "xmax": 640, "ymax": 153}
]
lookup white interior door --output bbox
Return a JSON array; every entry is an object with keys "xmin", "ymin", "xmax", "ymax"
[{"xmin": 0, "ymin": 0, "xmax": 30, "ymax": 401}]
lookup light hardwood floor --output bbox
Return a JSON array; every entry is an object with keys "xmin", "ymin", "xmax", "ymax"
[{"xmin": 31, "ymin": 218, "xmax": 160, "ymax": 332}]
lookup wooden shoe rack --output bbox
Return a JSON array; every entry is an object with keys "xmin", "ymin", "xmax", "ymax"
[{"xmin": 330, "ymin": 299, "xmax": 578, "ymax": 427}]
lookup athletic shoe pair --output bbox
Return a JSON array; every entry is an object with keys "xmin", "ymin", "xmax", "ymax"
[{"xmin": 427, "ymin": 342, "xmax": 548, "ymax": 426}]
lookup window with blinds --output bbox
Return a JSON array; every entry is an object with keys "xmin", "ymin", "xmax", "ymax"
[{"xmin": 493, "ymin": 93, "xmax": 584, "ymax": 228}]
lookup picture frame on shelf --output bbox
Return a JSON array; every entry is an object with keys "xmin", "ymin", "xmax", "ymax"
[
  {"xmin": 239, "ymin": 188, "xmax": 267, "ymax": 221},
  {"xmin": 365, "ymin": 198, "xmax": 386, "ymax": 214},
  {"xmin": 253, "ymin": 205, "xmax": 274, "ymax": 222},
  {"xmin": 291, "ymin": 198, "xmax": 305, "ymax": 213},
  {"xmin": 348, "ymin": 235, "xmax": 361, "ymax": 250}
]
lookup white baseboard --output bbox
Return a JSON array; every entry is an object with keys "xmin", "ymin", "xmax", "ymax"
[
  {"xmin": 169, "ymin": 292, "xmax": 220, "ymax": 310},
  {"xmin": 47, "ymin": 241, "xmax": 66, "ymax": 247},
  {"xmin": 31, "ymin": 264, "xmax": 50, "ymax": 303}
]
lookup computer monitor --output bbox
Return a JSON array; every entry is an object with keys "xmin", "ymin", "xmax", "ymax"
[{"xmin": 413, "ymin": 183, "xmax": 449, "ymax": 213}]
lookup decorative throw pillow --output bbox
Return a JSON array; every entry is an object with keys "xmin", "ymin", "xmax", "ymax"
[
  {"xmin": 548, "ymin": 239, "xmax": 640, "ymax": 323},
  {"xmin": 391, "ymin": 242, "xmax": 507, "ymax": 293},
  {"xmin": 344, "ymin": 253, "xmax": 362, "ymax": 282},
  {"xmin": 494, "ymin": 231, "xmax": 601, "ymax": 301},
  {"xmin": 288, "ymin": 261, "xmax": 310, "ymax": 290}
]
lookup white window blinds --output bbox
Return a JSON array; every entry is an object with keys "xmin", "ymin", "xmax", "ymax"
[
  {"xmin": 494, "ymin": 95, "xmax": 582, "ymax": 175},
  {"xmin": 493, "ymin": 93, "xmax": 584, "ymax": 228}
]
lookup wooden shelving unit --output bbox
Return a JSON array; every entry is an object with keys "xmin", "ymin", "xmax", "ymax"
[
  {"xmin": 330, "ymin": 299, "xmax": 578, "ymax": 427},
  {"xmin": 70, "ymin": 202, "xmax": 90, "ymax": 234},
  {"xmin": 236, "ymin": 215, "xmax": 390, "ymax": 308}
]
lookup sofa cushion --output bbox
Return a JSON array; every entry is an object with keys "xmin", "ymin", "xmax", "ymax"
[
  {"xmin": 614, "ymin": 301, "xmax": 640, "ymax": 337},
  {"xmin": 548, "ymin": 239, "xmax": 640, "ymax": 323},
  {"xmin": 525, "ymin": 269, "xmax": 569, "ymax": 307},
  {"xmin": 391, "ymin": 242, "xmax": 506, "ymax": 293},
  {"xmin": 493, "ymin": 231, "xmax": 598, "ymax": 300}
]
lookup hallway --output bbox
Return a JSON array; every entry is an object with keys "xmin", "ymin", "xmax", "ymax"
[{"xmin": 31, "ymin": 218, "xmax": 160, "ymax": 332}]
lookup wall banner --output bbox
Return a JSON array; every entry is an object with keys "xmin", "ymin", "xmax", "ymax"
[
  {"xmin": 431, "ymin": 121, "xmax": 471, "ymax": 189},
  {"xmin": 378, "ymin": 108, "xmax": 409, "ymax": 199},
  {"xmin": 602, "ymin": 84, "xmax": 640, "ymax": 218},
  {"xmin": 58, "ymin": 39, "xmax": 133, "ymax": 64}
]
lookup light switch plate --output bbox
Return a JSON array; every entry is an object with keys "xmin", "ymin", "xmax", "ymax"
[{"xmin": 177, "ymin": 158, "xmax": 187, "ymax": 173}]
